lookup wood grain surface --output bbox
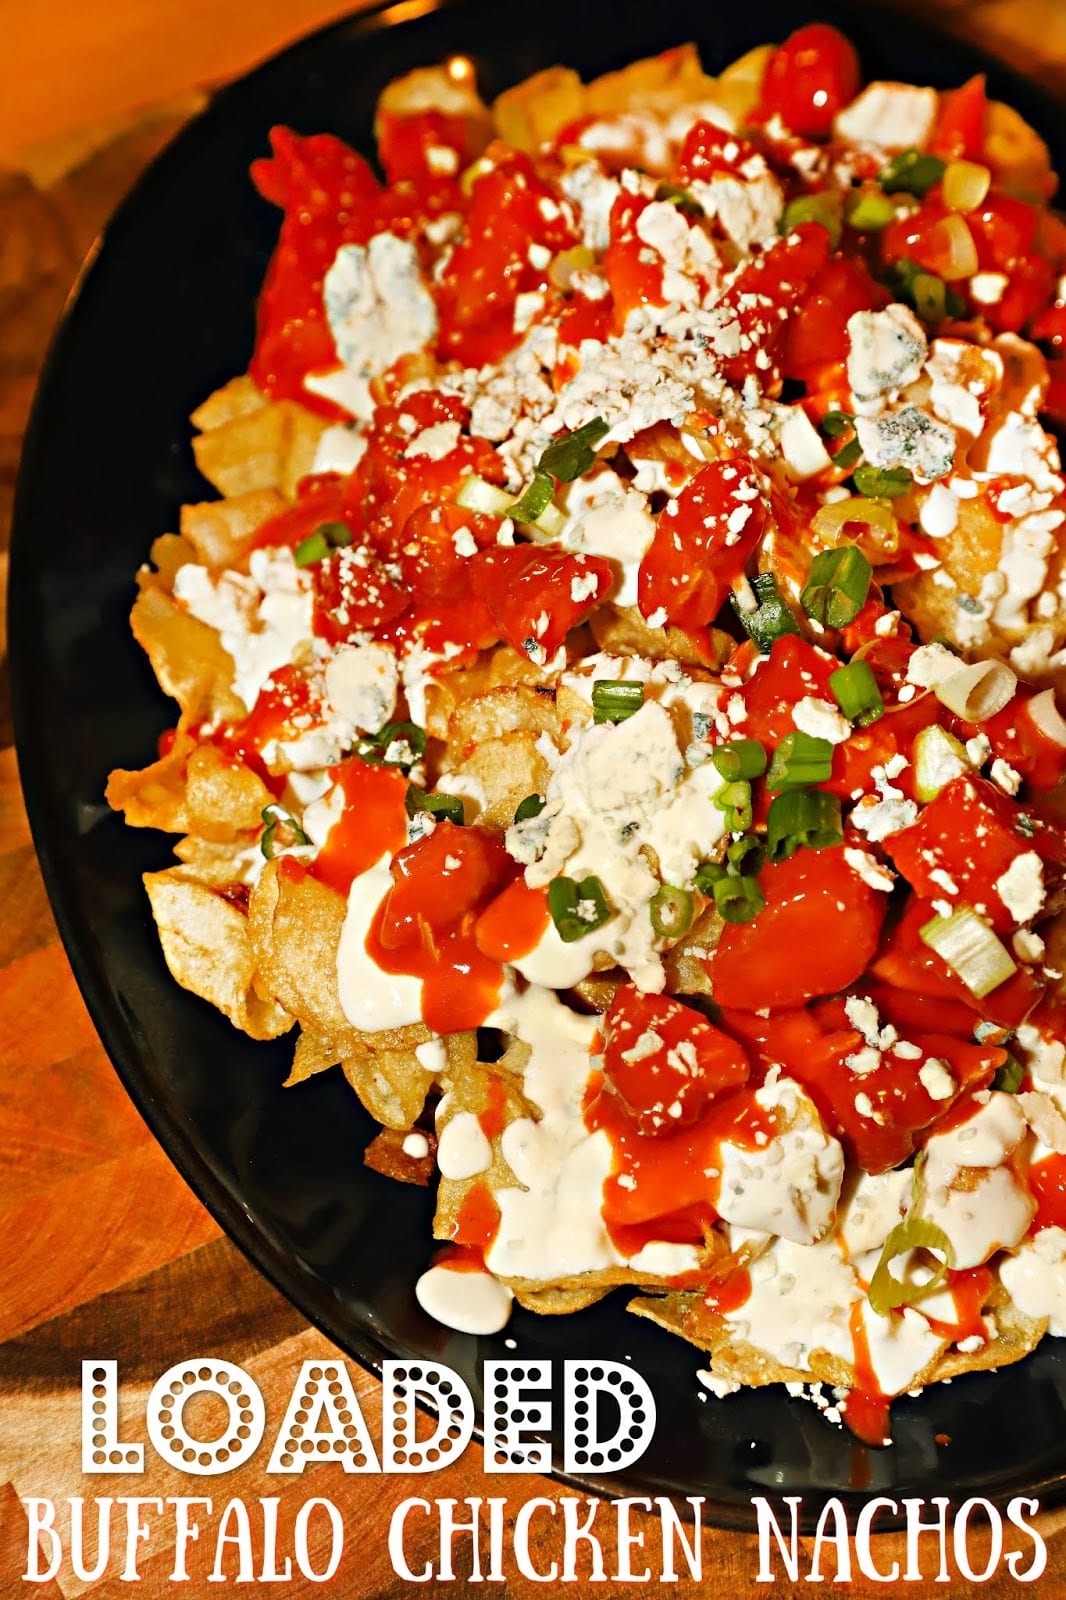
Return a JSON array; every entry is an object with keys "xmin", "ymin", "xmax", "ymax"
[{"xmin": 3, "ymin": 4, "xmax": 1066, "ymax": 1593}]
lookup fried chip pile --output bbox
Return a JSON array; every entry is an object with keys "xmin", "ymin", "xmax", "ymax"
[{"xmin": 108, "ymin": 27, "xmax": 1066, "ymax": 1441}]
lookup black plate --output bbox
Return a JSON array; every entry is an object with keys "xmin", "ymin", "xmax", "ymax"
[{"xmin": 12, "ymin": 0, "xmax": 1066, "ymax": 1527}]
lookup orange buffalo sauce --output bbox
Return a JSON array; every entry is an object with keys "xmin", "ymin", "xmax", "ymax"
[
  {"xmin": 475, "ymin": 879, "xmax": 550, "ymax": 962},
  {"xmin": 584, "ymin": 1069, "xmax": 775, "ymax": 1262},
  {"xmin": 310, "ymin": 760, "xmax": 410, "ymax": 895},
  {"xmin": 365, "ymin": 822, "xmax": 516, "ymax": 1033}
]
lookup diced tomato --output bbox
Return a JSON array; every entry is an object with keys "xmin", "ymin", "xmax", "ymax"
[
  {"xmin": 474, "ymin": 544, "xmax": 614, "ymax": 660},
  {"xmin": 674, "ymin": 121, "xmax": 763, "ymax": 184},
  {"xmin": 721, "ymin": 1003, "xmax": 1002, "ymax": 1174},
  {"xmin": 603, "ymin": 189, "xmax": 667, "ymax": 329},
  {"xmin": 950, "ymin": 690, "xmax": 1066, "ymax": 793},
  {"xmin": 716, "ymin": 223, "xmax": 831, "ymax": 386},
  {"xmin": 249, "ymin": 128, "xmax": 388, "ymax": 413},
  {"xmin": 637, "ymin": 456, "xmax": 768, "ymax": 636},
  {"xmin": 930, "ymin": 75, "xmax": 987, "ymax": 163},
  {"xmin": 376, "ymin": 108, "xmax": 467, "ymax": 186},
  {"xmin": 599, "ymin": 984, "xmax": 750, "ymax": 1135},
  {"xmin": 755, "ymin": 24, "xmax": 861, "ymax": 141},
  {"xmin": 883, "ymin": 774, "xmax": 1064, "ymax": 933},
  {"xmin": 434, "ymin": 152, "xmax": 577, "ymax": 367},
  {"xmin": 708, "ymin": 846, "xmax": 886, "ymax": 1011},
  {"xmin": 782, "ymin": 258, "xmax": 890, "ymax": 382},
  {"xmin": 869, "ymin": 895, "xmax": 1045, "ymax": 1030},
  {"xmin": 732, "ymin": 634, "xmax": 838, "ymax": 747}
]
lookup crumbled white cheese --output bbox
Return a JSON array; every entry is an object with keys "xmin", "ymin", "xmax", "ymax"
[{"xmin": 995, "ymin": 850, "xmax": 1045, "ymax": 925}]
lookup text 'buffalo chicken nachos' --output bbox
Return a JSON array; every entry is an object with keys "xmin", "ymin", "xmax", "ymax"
[{"xmin": 108, "ymin": 24, "xmax": 1066, "ymax": 1442}]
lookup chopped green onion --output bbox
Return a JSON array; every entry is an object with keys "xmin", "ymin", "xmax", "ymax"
[
  {"xmin": 885, "ymin": 258, "xmax": 964, "ymax": 324},
  {"xmin": 548, "ymin": 874, "xmax": 613, "ymax": 942},
  {"xmin": 654, "ymin": 181, "xmax": 704, "ymax": 217},
  {"xmin": 913, "ymin": 724, "xmax": 968, "ymax": 802},
  {"xmin": 780, "ymin": 191, "xmax": 843, "ymax": 249},
  {"xmin": 358, "ymin": 720, "xmax": 427, "ymax": 767},
  {"xmin": 456, "ymin": 474, "xmax": 514, "ymax": 516},
  {"xmin": 879, "ymin": 149, "xmax": 947, "ymax": 198},
  {"xmin": 294, "ymin": 520, "xmax": 353, "ymax": 567},
  {"xmin": 730, "ymin": 572, "xmax": 801, "ymax": 653},
  {"xmin": 853, "ymin": 463, "xmax": 912, "ymax": 498},
  {"xmin": 868, "ymin": 1217, "xmax": 955, "ymax": 1316},
  {"xmin": 260, "ymin": 804, "xmax": 310, "ymax": 860},
  {"xmin": 845, "ymin": 189, "xmax": 897, "ymax": 231},
  {"xmin": 800, "ymin": 543, "xmax": 873, "ymax": 629},
  {"xmin": 405, "ymin": 787, "xmax": 465, "ymax": 826},
  {"xmin": 992, "ymin": 1055, "xmax": 1025, "ymax": 1093},
  {"xmin": 829, "ymin": 660, "xmax": 884, "ymax": 727},
  {"xmin": 713, "ymin": 875, "xmax": 766, "ymax": 924},
  {"xmin": 650, "ymin": 884, "xmax": 695, "ymax": 940},
  {"xmin": 727, "ymin": 835, "xmax": 766, "ymax": 877},
  {"xmin": 592, "ymin": 679, "xmax": 645, "ymax": 724},
  {"xmin": 711, "ymin": 738, "xmax": 767, "ymax": 782},
  {"xmin": 714, "ymin": 779, "xmax": 753, "ymax": 833},
  {"xmin": 514, "ymin": 793, "xmax": 546, "ymax": 823},
  {"xmin": 538, "ymin": 416, "xmax": 609, "ymax": 482},
  {"xmin": 819, "ymin": 410, "xmax": 855, "ymax": 440},
  {"xmin": 912, "ymin": 271, "xmax": 948, "ymax": 324},
  {"xmin": 694, "ymin": 860, "xmax": 729, "ymax": 893},
  {"xmin": 509, "ymin": 470, "xmax": 556, "ymax": 524},
  {"xmin": 766, "ymin": 788, "xmax": 844, "ymax": 863},
  {"xmin": 920, "ymin": 908, "xmax": 1017, "ymax": 998},
  {"xmin": 833, "ymin": 436, "xmax": 864, "ymax": 471},
  {"xmin": 766, "ymin": 731, "xmax": 834, "ymax": 792}
]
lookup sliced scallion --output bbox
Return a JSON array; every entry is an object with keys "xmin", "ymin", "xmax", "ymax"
[
  {"xmin": 800, "ymin": 543, "xmax": 873, "ymax": 629},
  {"xmin": 879, "ymin": 149, "xmax": 947, "ymax": 198},
  {"xmin": 853, "ymin": 463, "xmax": 912, "ymax": 499},
  {"xmin": 456, "ymin": 474, "xmax": 514, "ymax": 517},
  {"xmin": 868, "ymin": 1217, "xmax": 955, "ymax": 1316},
  {"xmin": 766, "ymin": 788, "xmax": 844, "ymax": 862},
  {"xmin": 714, "ymin": 779, "xmax": 753, "ymax": 833},
  {"xmin": 650, "ymin": 884, "xmax": 695, "ymax": 940},
  {"xmin": 514, "ymin": 793, "xmax": 546, "ymax": 823},
  {"xmin": 727, "ymin": 835, "xmax": 766, "ymax": 877},
  {"xmin": 357, "ymin": 720, "xmax": 426, "ymax": 767},
  {"xmin": 920, "ymin": 907, "xmax": 1017, "ymax": 998},
  {"xmin": 992, "ymin": 1055, "xmax": 1025, "ymax": 1093},
  {"xmin": 538, "ymin": 416, "xmax": 609, "ymax": 482},
  {"xmin": 819, "ymin": 410, "xmax": 855, "ymax": 440},
  {"xmin": 592, "ymin": 679, "xmax": 645, "ymax": 724},
  {"xmin": 829, "ymin": 660, "xmax": 884, "ymax": 727},
  {"xmin": 780, "ymin": 191, "xmax": 843, "ymax": 249},
  {"xmin": 730, "ymin": 572, "xmax": 801, "ymax": 653},
  {"xmin": 260, "ymin": 804, "xmax": 310, "ymax": 860},
  {"xmin": 845, "ymin": 189, "xmax": 897, "ymax": 231},
  {"xmin": 694, "ymin": 860, "xmax": 728, "ymax": 893},
  {"xmin": 713, "ymin": 875, "xmax": 766, "ymax": 924},
  {"xmin": 294, "ymin": 520, "xmax": 353, "ymax": 567},
  {"xmin": 654, "ymin": 181, "xmax": 704, "ymax": 217},
  {"xmin": 405, "ymin": 786, "xmax": 465, "ymax": 826},
  {"xmin": 508, "ymin": 469, "xmax": 556, "ymax": 524},
  {"xmin": 766, "ymin": 730, "xmax": 834, "ymax": 792},
  {"xmin": 912, "ymin": 724, "xmax": 968, "ymax": 802},
  {"xmin": 548, "ymin": 874, "xmax": 613, "ymax": 942},
  {"xmin": 711, "ymin": 738, "xmax": 767, "ymax": 782}
]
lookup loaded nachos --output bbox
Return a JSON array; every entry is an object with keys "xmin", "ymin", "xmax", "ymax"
[{"xmin": 108, "ymin": 24, "xmax": 1066, "ymax": 1443}]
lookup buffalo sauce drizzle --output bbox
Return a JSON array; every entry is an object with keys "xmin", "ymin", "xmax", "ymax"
[
  {"xmin": 583, "ymin": 1068, "xmax": 775, "ymax": 1275},
  {"xmin": 365, "ymin": 823, "xmax": 517, "ymax": 1034},
  {"xmin": 310, "ymin": 760, "xmax": 410, "ymax": 895}
]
